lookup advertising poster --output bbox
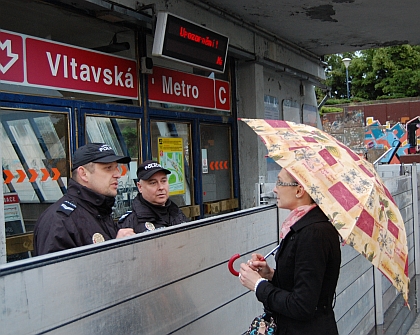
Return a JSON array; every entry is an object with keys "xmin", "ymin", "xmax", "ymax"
[
  {"xmin": 4, "ymin": 193, "xmax": 30, "ymax": 261},
  {"xmin": 264, "ymin": 95, "xmax": 279, "ymax": 119},
  {"xmin": 158, "ymin": 137, "xmax": 185, "ymax": 195},
  {"xmin": 302, "ymin": 104, "xmax": 318, "ymax": 127},
  {"xmin": 4, "ymin": 193, "xmax": 25, "ymax": 236}
]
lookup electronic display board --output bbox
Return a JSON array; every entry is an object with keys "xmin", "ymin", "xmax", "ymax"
[{"xmin": 152, "ymin": 12, "xmax": 229, "ymax": 73}]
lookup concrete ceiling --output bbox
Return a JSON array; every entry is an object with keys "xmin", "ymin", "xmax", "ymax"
[
  {"xmin": 193, "ymin": 0, "xmax": 420, "ymax": 57},
  {"xmin": 4, "ymin": 0, "xmax": 420, "ymax": 59}
]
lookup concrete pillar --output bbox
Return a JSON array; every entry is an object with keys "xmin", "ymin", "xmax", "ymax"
[{"xmin": 237, "ymin": 62, "xmax": 269, "ymax": 209}]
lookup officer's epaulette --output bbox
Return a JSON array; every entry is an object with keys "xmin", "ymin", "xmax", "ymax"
[
  {"xmin": 57, "ymin": 200, "xmax": 77, "ymax": 216},
  {"xmin": 118, "ymin": 211, "xmax": 132, "ymax": 223}
]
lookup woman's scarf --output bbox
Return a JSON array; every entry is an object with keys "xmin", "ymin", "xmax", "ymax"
[{"xmin": 280, "ymin": 204, "xmax": 317, "ymax": 239}]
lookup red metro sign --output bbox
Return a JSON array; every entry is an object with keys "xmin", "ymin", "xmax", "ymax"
[
  {"xmin": 148, "ymin": 66, "xmax": 230, "ymax": 111},
  {"xmin": 0, "ymin": 29, "xmax": 138, "ymax": 99}
]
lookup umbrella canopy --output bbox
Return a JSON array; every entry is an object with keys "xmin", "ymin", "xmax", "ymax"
[{"xmin": 241, "ymin": 118, "xmax": 409, "ymax": 304}]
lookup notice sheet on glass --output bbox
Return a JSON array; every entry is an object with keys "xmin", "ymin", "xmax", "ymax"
[{"xmin": 158, "ymin": 137, "xmax": 185, "ymax": 195}]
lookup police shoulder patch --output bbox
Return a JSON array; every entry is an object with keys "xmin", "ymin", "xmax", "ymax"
[
  {"xmin": 57, "ymin": 200, "xmax": 77, "ymax": 216},
  {"xmin": 118, "ymin": 211, "xmax": 132, "ymax": 223}
]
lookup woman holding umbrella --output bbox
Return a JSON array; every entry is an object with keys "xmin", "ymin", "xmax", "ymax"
[{"xmin": 239, "ymin": 167, "xmax": 341, "ymax": 334}]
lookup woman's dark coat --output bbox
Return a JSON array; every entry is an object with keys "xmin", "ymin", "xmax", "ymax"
[{"xmin": 256, "ymin": 206, "xmax": 341, "ymax": 335}]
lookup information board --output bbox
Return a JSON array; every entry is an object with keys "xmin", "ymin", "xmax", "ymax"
[{"xmin": 152, "ymin": 12, "xmax": 229, "ymax": 73}]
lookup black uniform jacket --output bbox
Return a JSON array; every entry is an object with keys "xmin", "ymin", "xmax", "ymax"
[
  {"xmin": 256, "ymin": 206, "xmax": 341, "ymax": 335},
  {"xmin": 117, "ymin": 193, "xmax": 188, "ymax": 233},
  {"xmin": 34, "ymin": 179, "xmax": 118, "ymax": 255}
]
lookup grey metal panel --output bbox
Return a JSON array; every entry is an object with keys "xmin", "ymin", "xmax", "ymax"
[
  {"xmin": 335, "ymin": 245, "xmax": 374, "ymax": 329},
  {"xmin": 340, "ymin": 244, "xmax": 360, "ymax": 267},
  {"xmin": 170, "ymin": 292, "xmax": 263, "ymax": 334},
  {"xmin": 336, "ymin": 251, "xmax": 372, "ymax": 297},
  {"xmin": 337, "ymin": 287, "xmax": 375, "ymax": 335},
  {"xmin": 335, "ymin": 265, "xmax": 373, "ymax": 321},
  {"xmin": 400, "ymin": 202, "xmax": 414, "ymax": 224},
  {"xmin": 377, "ymin": 164, "xmax": 403, "ymax": 178},
  {"xmin": 50, "ymin": 266, "xmax": 262, "ymax": 335},
  {"xmin": 349, "ymin": 306, "xmax": 375, "ymax": 335},
  {"xmin": 382, "ymin": 279, "xmax": 402, "ymax": 312},
  {"xmin": 0, "ymin": 207, "xmax": 278, "ymax": 335}
]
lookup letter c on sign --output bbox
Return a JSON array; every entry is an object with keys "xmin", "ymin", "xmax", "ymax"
[{"xmin": 218, "ymin": 86, "xmax": 226, "ymax": 105}]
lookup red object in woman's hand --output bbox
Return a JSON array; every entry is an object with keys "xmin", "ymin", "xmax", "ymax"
[{"xmin": 228, "ymin": 253, "xmax": 240, "ymax": 276}]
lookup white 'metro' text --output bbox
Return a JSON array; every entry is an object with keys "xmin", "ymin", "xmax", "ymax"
[{"xmin": 162, "ymin": 76, "xmax": 199, "ymax": 99}]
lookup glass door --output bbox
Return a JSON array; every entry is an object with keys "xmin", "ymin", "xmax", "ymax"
[{"xmin": 200, "ymin": 123, "xmax": 237, "ymax": 215}]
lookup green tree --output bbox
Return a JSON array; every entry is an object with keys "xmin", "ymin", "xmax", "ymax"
[
  {"xmin": 322, "ymin": 53, "xmax": 353, "ymax": 100},
  {"xmin": 348, "ymin": 49, "xmax": 381, "ymax": 100},
  {"xmin": 372, "ymin": 45, "xmax": 420, "ymax": 98},
  {"xmin": 321, "ymin": 45, "xmax": 420, "ymax": 102}
]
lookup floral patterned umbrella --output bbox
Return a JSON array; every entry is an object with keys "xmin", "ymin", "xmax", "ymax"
[{"xmin": 241, "ymin": 118, "xmax": 409, "ymax": 304}]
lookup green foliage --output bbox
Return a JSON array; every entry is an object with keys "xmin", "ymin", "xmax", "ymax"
[
  {"xmin": 122, "ymin": 126, "xmax": 139, "ymax": 158},
  {"xmin": 324, "ymin": 99, "xmax": 348, "ymax": 105},
  {"xmin": 319, "ymin": 106, "xmax": 343, "ymax": 115},
  {"xmin": 320, "ymin": 45, "xmax": 420, "ymax": 102}
]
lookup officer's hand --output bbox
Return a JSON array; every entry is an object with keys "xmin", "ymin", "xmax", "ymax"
[{"xmin": 116, "ymin": 228, "xmax": 136, "ymax": 238}]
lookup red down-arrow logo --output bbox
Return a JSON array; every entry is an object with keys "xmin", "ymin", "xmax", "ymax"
[{"xmin": 0, "ymin": 30, "xmax": 24, "ymax": 82}]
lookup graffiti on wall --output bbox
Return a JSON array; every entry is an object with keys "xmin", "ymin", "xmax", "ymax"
[
  {"xmin": 322, "ymin": 110, "xmax": 420, "ymax": 164},
  {"xmin": 365, "ymin": 117, "xmax": 420, "ymax": 163}
]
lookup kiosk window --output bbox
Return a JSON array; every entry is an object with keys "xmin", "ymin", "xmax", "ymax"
[
  {"xmin": 1, "ymin": 107, "xmax": 70, "ymax": 260},
  {"xmin": 150, "ymin": 121, "xmax": 193, "ymax": 207},
  {"xmin": 85, "ymin": 116, "xmax": 140, "ymax": 218},
  {"xmin": 1, "ymin": 108, "xmax": 69, "ymax": 205}
]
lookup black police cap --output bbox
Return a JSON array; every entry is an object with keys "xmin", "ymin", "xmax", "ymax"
[
  {"xmin": 136, "ymin": 160, "xmax": 171, "ymax": 180},
  {"xmin": 72, "ymin": 143, "xmax": 131, "ymax": 170}
]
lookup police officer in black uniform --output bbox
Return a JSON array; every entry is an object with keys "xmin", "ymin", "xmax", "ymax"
[
  {"xmin": 118, "ymin": 160, "xmax": 188, "ymax": 233},
  {"xmin": 34, "ymin": 143, "xmax": 135, "ymax": 255}
]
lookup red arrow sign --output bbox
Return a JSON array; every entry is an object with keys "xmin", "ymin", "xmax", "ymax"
[
  {"xmin": 41, "ymin": 168, "xmax": 50, "ymax": 181},
  {"xmin": 51, "ymin": 168, "xmax": 60, "ymax": 180},
  {"xmin": 3, "ymin": 169, "xmax": 14, "ymax": 184},
  {"xmin": 16, "ymin": 169, "xmax": 26, "ymax": 183},
  {"xmin": 28, "ymin": 169, "xmax": 38, "ymax": 182},
  {"xmin": 120, "ymin": 165, "xmax": 127, "ymax": 176}
]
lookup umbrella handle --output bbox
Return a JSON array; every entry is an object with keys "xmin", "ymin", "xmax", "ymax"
[
  {"xmin": 228, "ymin": 253, "xmax": 268, "ymax": 277},
  {"xmin": 228, "ymin": 253, "xmax": 240, "ymax": 276}
]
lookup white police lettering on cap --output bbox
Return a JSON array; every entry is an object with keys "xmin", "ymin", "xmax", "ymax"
[
  {"xmin": 99, "ymin": 144, "xmax": 113, "ymax": 152},
  {"xmin": 145, "ymin": 162, "xmax": 162, "ymax": 170}
]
